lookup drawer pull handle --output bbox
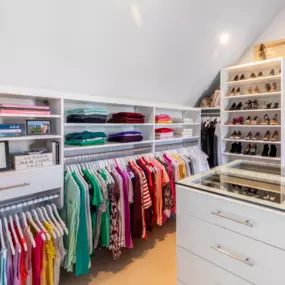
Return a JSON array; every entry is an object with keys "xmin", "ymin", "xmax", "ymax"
[
  {"xmin": 0, "ymin": 183, "xmax": 30, "ymax": 191},
  {"xmin": 211, "ymin": 245, "xmax": 254, "ymax": 267},
  {"xmin": 211, "ymin": 211, "xmax": 253, "ymax": 228}
]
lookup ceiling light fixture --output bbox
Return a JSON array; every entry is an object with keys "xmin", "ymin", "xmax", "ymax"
[{"xmin": 220, "ymin": 33, "xmax": 229, "ymax": 45}]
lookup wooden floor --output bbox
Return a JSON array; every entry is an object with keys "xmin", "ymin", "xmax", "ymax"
[{"xmin": 61, "ymin": 218, "xmax": 176, "ymax": 285}]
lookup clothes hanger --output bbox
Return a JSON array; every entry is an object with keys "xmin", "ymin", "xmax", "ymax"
[
  {"xmin": 0, "ymin": 219, "xmax": 6, "ymax": 250},
  {"xmin": 51, "ymin": 203, "xmax": 68, "ymax": 235},
  {"xmin": 31, "ymin": 209, "xmax": 50, "ymax": 240},
  {"xmin": 14, "ymin": 213, "xmax": 28, "ymax": 251},
  {"xmin": 8, "ymin": 215, "xmax": 21, "ymax": 253},
  {"xmin": 45, "ymin": 205, "xmax": 64, "ymax": 237},
  {"xmin": 42, "ymin": 206, "xmax": 61, "ymax": 238},
  {"xmin": 37, "ymin": 207, "xmax": 57, "ymax": 239},
  {"xmin": 3, "ymin": 217, "xmax": 15, "ymax": 255},
  {"xmin": 25, "ymin": 211, "xmax": 46, "ymax": 241},
  {"xmin": 20, "ymin": 210, "xmax": 36, "ymax": 248}
]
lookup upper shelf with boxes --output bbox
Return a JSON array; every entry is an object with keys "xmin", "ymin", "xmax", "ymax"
[{"xmin": 220, "ymin": 58, "xmax": 284, "ymax": 165}]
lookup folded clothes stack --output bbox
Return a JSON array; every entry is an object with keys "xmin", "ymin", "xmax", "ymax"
[
  {"xmin": 108, "ymin": 131, "xmax": 143, "ymax": 143},
  {"xmin": 0, "ymin": 104, "xmax": 50, "ymax": 115},
  {"xmin": 173, "ymin": 128, "xmax": 193, "ymax": 138},
  {"xmin": 155, "ymin": 114, "xmax": 173, "ymax": 124},
  {"xmin": 183, "ymin": 118, "xmax": 194, "ymax": 123},
  {"xmin": 108, "ymin": 112, "xmax": 145, "ymax": 123},
  {"xmin": 65, "ymin": 131, "xmax": 106, "ymax": 146},
  {"xmin": 66, "ymin": 108, "xmax": 108, "ymax": 123},
  {"xmin": 155, "ymin": 128, "xmax": 174, "ymax": 140},
  {"xmin": 172, "ymin": 117, "xmax": 183, "ymax": 123}
]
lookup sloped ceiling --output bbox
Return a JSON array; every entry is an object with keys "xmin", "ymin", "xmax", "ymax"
[{"xmin": 0, "ymin": 0, "xmax": 284, "ymax": 105}]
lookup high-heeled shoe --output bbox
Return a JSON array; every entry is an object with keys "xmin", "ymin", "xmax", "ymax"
[
  {"xmin": 270, "ymin": 131, "xmax": 279, "ymax": 141},
  {"xmin": 265, "ymin": 83, "xmax": 271, "ymax": 92},
  {"xmin": 273, "ymin": 102, "xmax": 279, "ymax": 109},
  {"xmin": 240, "ymin": 74, "xmax": 245, "ymax": 80},
  {"xmin": 270, "ymin": 69, "xmax": 275, "ymax": 76},
  {"xmin": 250, "ymin": 73, "xmax": 256, "ymax": 79},
  {"xmin": 254, "ymin": 86, "xmax": 260, "ymax": 93},
  {"xmin": 262, "ymin": 114, "xmax": 270, "ymax": 125},
  {"xmin": 230, "ymin": 142, "xmax": 237, "ymax": 153},
  {"xmin": 258, "ymin": 71, "xmax": 263, "ymax": 77},
  {"xmin": 269, "ymin": 145, "xmax": 277, "ymax": 157},
  {"xmin": 230, "ymin": 118, "xmax": 237, "ymax": 125},
  {"xmin": 235, "ymin": 142, "xmax": 242, "ymax": 154},
  {"xmin": 230, "ymin": 131, "xmax": 237, "ymax": 139},
  {"xmin": 245, "ymin": 132, "xmax": 252, "ymax": 140},
  {"xmin": 229, "ymin": 102, "xmax": 237, "ymax": 110},
  {"xmin": 244, "ymin": 116, "xmax": 251, "ymax": 125},
  {"xmin": 243, "ymin": 144, "xmax": 251, "ymax": 155},
  {"xmin": 236, "ymin": 116, "xmax": 243, "ymax": 125},
  {"xmin": 230, "ymin": 88, "xmax": 235, "ymax": 96},
  {"xmin": 236, "ymin": 87, "xmax": 241, "ymax": 96},
  {"xmin": 234, "ymin": 75, "xmax": 239, "ymax": 81},
  {"xmin": 263, "ymin": 130, "xmax": 270, "ymax": 141},
  {"xmin": 235, "ymin": 102, "xmax": 243, "ymax": 110},
  {"xmin": 234, "ymin": 131, "xmax": 241, "ymax": 139},
  {"xmin": 250, "ymin": 116, "xmax": 258, "ymax": 125},
  {"xmin": 249, "ymin": 144, "xmax": 257, "ymax": 155},
  {"xmin": 251, "ymin": 99, "xmax": 258, "ymax": 109},
  {"xmin": 244, "ymin": 100, "xmax": 252, "ymax": 110},
  {"xmin": 252, "ymin": 132, "xmax": 260, "ymax": 140},
  {"xmin": 248, "ymin": 86, "xmax": 253, "ymax": 94},
  {"xmin": 270, "ymin": 114, "xmax": 278, "ymax": 125},
  {"xmin": 272, "ymin": 83, "xmax": 277, "ymax": 92},
  {"xmin": 264, "ymin": 101, "xmax": 272, "ymax": 109},
  {"xmin": 262, "ymin": 144, "xmax": 269, "ymax": 157}
]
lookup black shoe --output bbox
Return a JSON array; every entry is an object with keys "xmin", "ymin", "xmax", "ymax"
[
  {"xmin": 261, "ymin": 144, "xmax": 269, "ymax": 157},
  {"xmin": 234, "ymin": 75, "xmax": 239, "ymax": 81},
  {"xmin": 269, "ymin": 145, "xmax": 277, "ymax": 157},
  {"xmin": 243, "ymin": 144, "xmax": 251, "ymax": 155},
  {"xmin": 230, "ymin": 102, "xmax": 237, "ymax": 110},
  {"xmin": 235, "ymin": 102, "xmax": 243, "ymax": 110},
  {"xmin": 235, "ymin": 142, "xmax": 242, "ymax": 154},
  {"xmin": 249, "ymin": 144, "xmax": 257, "ymax": 155},
  {"xmin": 230, "ymin": 143, "xmax": 237, "ymax": 153}
]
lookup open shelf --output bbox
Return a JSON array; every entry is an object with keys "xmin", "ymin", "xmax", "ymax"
[
  {"xmin": 65, "ymin": 123, "xmax": 154, "ymax": 127},
  {"xmin": 226, "ymin": 74, "xmax": 281, "ymax": 86},
  {"xmin": 222, "ymin": 152, "xmax": 281, "ymax": 161},
  {"xmin": 223, "ymin": 138, "xmax": 281, "ymax": 145},
  {"xmin": 0, "ymin": 114, "xmax": 61, "ymax": 118},
  {"xmin": 225, "ymin": 108, "xmax": 281, "ymax": 113},
  {"xmin": 0, "ymin": 135, "xmax": 62, "ymax": 141},
  {"xmin": 154, "ymin": 136, "xmax": 200, "ymax": 143},
  {"xmin": 223, "ymin": 124, "xmax": 281, "ymax": 128},
  {"xmin": 225, "ymin": 92, "xmax": 281, "ymax": 100},
  {"xmin": 155, "ymin": 123, "xmax": 199, "ymax": 126}
]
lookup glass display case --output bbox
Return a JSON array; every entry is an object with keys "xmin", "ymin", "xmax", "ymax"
[{"xmin": 177, "ymin": 160, "xmax": 285, "ymax": 211}]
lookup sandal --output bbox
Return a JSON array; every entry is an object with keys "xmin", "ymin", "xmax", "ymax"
[
  {"xmin": 250, "ymin": 116, "xmax": 258, "ymax": 125},
  {"xmin": 262, "ymin": 114, "xmax": 270, "ymax": 125},
  {"xmin": 270, "ymin": 114, "xmax": 278, "ymax": 125}
]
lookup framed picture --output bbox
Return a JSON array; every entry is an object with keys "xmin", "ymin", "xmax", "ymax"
[
  {"xmin": 26, "ymin": 120, "xmax": 51, "ymax": 135},
  {"xmin": 0, "ymin": 141, "xmax": 10, "ymax": 172}
]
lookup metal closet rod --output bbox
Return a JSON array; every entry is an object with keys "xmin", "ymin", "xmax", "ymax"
[{"xmin": 0, "ymin": 194, "xmax": 59, "ymax": 213}]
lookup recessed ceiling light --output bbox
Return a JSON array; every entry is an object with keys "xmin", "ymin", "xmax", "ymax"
[{"xmin": 220, "ymin": 33, "xmax": 229, "ymax": 45}]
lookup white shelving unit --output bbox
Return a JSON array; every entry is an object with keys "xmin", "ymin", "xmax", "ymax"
[
  {"xmin": 0, "ymin": 92, "xmax": 64, "ymax": 206},
  {"xmin": 220, "ymin": 57, "xmax": 285, "ymax": 165}
]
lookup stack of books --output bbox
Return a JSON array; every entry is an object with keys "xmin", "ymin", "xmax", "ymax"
[
  {"xmin": 0, "ymin": 124, "xmax": 25, "ymax": 138},
  {"xmin": 0, "ymin": 104, "xmax": 50, "ymax": 115}
]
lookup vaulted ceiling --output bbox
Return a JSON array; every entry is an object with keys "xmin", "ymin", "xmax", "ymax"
[{"xmin": 0, "ymin": 0, "xmax": 284, "ymax": 105}]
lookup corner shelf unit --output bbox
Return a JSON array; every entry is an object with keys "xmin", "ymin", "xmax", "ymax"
[{"xmin": 220, "ymin": 57, "xmax": 285, "ymax": 165}]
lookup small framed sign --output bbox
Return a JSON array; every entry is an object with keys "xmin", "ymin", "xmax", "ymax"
[
  {"xmin": 0, "ymin": 141, "xmax": 10, "ymax": 172},
  {"xmin": 26, "ymin": 120, "xmax": 51, "ymax": 135}
]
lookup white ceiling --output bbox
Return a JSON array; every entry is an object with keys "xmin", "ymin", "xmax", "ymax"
[{"xmin": 0, "ymin": 0, "xmax": 284, "ymax": 105}]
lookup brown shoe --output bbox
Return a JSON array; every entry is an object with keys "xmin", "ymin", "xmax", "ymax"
[
  {"xmin": 252, "ymin": 132, "xmax": 260, "ymax": 140},
  {"xmin": 263, "ymin": 131, "xmax": 270, "ymax": 141},
  {"xmin": 261, "ymin": 114, "xmax": 270, "ymax": 125},
  {"xmin": 270, "ymin": 131, "xmax": 279, "ymax": 141},
  {"xmin": 270, "ymin": 114, "xmax": 278, "ymax": 125}
]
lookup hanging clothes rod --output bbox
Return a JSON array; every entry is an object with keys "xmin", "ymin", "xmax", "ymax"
[
  {"xmin": 0, "ymin": 194, "xmax": 59, "ymax": 213},
  {"xmin": 64, "ymin": 146, "xmax": 152, "ymax": 164}
]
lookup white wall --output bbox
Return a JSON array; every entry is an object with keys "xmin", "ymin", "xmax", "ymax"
[
  {"xmin": 239, "ymin": 6, "xmax": 285, "ymax": 64},
  {"xmin": 0, "ymin": 0, "xmax": 284, "ymax": 106}
]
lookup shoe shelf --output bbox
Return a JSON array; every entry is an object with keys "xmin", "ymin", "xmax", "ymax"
[
  {"xmin": 225, "ymin": 108, "xmax": 281, "ymax": 113},
  {"xmin": 225, "ymin": 92, "xmax": 281, "ymax": 100},
  {"xmin": 226, "ymin": 74, "xmax": 281, "ymax": 86},
  {"xmin": 221, "ymin": 57, "xmax": 284, "ymax": 165},
  {"xmin": 222, "ymin": 152, "xmax": 281, "ymax": 161},
  {"xmin": 223, "ymin": 138, "xmax": 281, "ymax": 145}
]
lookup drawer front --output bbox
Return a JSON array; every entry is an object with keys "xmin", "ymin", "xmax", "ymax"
[
  {"xmin": 177, "ymin": 246, "xmax": 251, "ymax": 285},
  {"xmin": 177, "ymin": 214, "xmax": 285, "ymax": 285},
  {"xmin": 0, "ymin": 166, "xmax": 63, "ymax": 201},
  {"xmin": 177, "ymin": 185, "xmax": 285, "ymax": 250}
]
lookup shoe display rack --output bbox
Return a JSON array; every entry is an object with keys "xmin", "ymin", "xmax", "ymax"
[{"xmin": 220, "ymin": 57, "xmax": 284, "ymax": 165}]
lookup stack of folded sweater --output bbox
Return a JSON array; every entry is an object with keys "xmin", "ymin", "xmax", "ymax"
[
  {"xmin": 108, "ymin": 112, "xmax": 145, "ymax": 123},
  {"xmin": 65, "ymin": 131, "xmax": 106, "ymax": 146},
  {"xmin": 155, "ymin": 128, "xmax": 174, "ymax": 140},
  {"xmin": 172, "ymin": 117, "xmax": 183, "ymax": 123},
  {"xmin": 108, "ymin": 131, "xmax": 143, "ymax": 143},
  {"xmin": 155, "ymin": 114, "xmax": 172, "ymax": 124},
  {"xmin": 173, "ymin": 128, "xmax": 193, "ymax": 138},
  {"xmin": 66, "ymin": 108, "xmax": 108, "ymax": 123}
]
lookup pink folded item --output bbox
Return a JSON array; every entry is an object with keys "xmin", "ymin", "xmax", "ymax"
[
  {"xmin": 0, "ymin": 109, "xmax": 51, "ymax": 115},
  {"xmin": 0, "ymin": 104, "xmax": 50, "ymax": 110}
]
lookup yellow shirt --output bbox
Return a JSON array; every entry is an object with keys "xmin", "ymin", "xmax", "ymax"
[
  {"xmin": 173, "ymin": 155, "xmax": 186, "ymax": 179},
  {"xmin": 44, "ymin": 222, "xmax": 57, "ymax": 285}
]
